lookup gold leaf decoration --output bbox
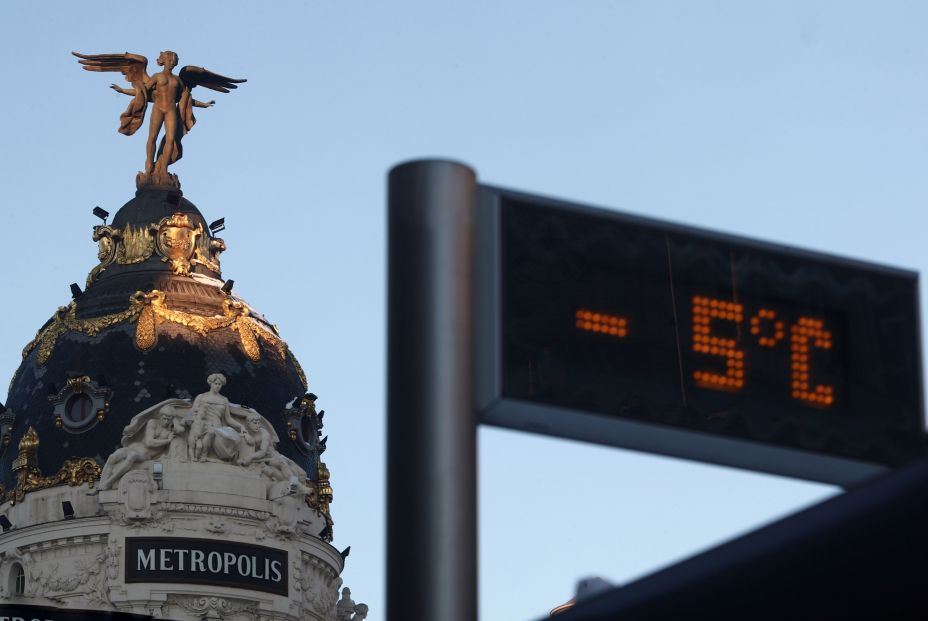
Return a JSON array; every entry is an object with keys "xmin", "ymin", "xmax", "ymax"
[
  {"xmin": 22, "ymin": 301, "xmax": 144, "ymax": 365},
  {"xmin": 136, "ymin": 304, "xmax": 157, "ymax": 351},
  {"xmin": 22, "ymin": 290, "xmax": 293, "ymax": 368},
  {"xmin": 5, "ymin": 427, "xmax": 101, "ymax": 505},
  {"xmin": 86, "ymin": 225, "xmax": 118, "ymax": 287},
  {"xmin": 236, "ymin": 317, "xmax": 261, "ymax": 362},
  {"xmin": 116, "ymin": 224, "xmax": 156, "ymax": 264}
]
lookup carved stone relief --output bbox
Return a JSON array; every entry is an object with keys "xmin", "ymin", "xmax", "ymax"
[
  {"xmin": 164, "ymin": 594, "xmax": 257, "ymax": 621},
  {"xmin": 293, "ymin": 554, "xmax": 343, "ymax": 620},
  {"xmin": 98, "ymin": 375, "xmax": 310, "ymax": 503},
  {"xmin": 25, "ymin": 551, "xmax": 112, "ymax": 608},
  {"xmin": 119, "ymin": 468, "xmax": 157, "ymax": 519}
]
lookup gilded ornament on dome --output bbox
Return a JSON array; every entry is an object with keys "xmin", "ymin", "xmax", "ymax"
[
  {"xmin": 86, "ymin": 225, "xmax": 118, "ymax": 286},
  {"xmin": 156, "ymin": 212, "xmax": 200, "ymax": 275},
  {"xmin": 22, "ymin": 300, "xmax": 142, "ymax": 365},
  {"xmin": 86, "ymin": 218, "xmax": 226, "ymax": 286},
  {"xmin": 316, "ymin": 461, "xmax": 335, "ymax": 541},
  {"xmin": 5, "ymin": 426, "xmax": 101, "ymax": 505},
  {"xmin": 22, "ymin": 288, "xmax": 291, "ymax": 368},
  {"xmin": 116, "ymin": 224, "xmax": 157, "ymax": 264},
  {"xmin": 193, "ymin": 233, "xmax": 225, "ymax": 274}
]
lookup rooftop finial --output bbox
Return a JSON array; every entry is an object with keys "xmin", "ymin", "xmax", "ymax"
[{"xmin": 72, "ymin": 50, "xmax": 246, "ymax": 189}]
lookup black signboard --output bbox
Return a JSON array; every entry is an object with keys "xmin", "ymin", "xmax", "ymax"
[
  {"xmin": 0, "ymin": 604, "xmax": 152, "ymax": 621},
  {"xmin": 125, "ymin": 537, "xmax": 288, "ymax": 596},
  {"xmin": 475, "ymin": 186, "xmax": 925, "ymax": 486}
]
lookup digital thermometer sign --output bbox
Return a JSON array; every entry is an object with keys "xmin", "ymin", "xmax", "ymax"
[{"xmin": 475, "ymin": 187, "xmax": 924, "ymax": 485}]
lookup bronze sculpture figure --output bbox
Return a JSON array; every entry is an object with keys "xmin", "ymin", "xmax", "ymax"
[{"xmin": 73, "ymin": 50, "xmax": 246, "ymax": 187}]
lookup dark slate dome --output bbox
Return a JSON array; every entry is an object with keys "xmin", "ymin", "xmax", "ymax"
[{"xmin": 0, "ymin": 186, "xmax": 315, "ymax": 492}]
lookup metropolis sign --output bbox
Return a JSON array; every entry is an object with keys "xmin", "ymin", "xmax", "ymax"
[
  {"xmin": 125, "ymin": 537, "xmax": 288, "ymax": 596},
  {"xmin": 474, "ymin": 185, "xmax": 925, "ymax": 486}
]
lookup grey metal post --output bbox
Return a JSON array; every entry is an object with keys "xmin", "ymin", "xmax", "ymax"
[{"xmin": 387, "ymin": 160, "xmax": 478, "ymax": 621}]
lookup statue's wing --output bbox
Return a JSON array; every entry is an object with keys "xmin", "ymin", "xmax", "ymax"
[
  {"xmin": 179, "ymin": 66, "xmax": 246, "ymax": 93},
  {"xmin": 72, "ymin": 51, "xmax": 150, "ymax": 85}
]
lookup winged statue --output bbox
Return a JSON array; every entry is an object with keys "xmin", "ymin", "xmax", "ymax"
[{"xmin": 73, "ymin": 50, "xmax": 246, "ymax": 187}]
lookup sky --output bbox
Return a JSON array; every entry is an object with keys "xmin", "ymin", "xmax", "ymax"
[{"xmin": 1, "ymin": 1, "xmax": 926, "ymax": 619}]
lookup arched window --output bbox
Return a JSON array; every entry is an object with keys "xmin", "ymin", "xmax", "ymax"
[{"xmin": 9, "ymin": 562, "xmax": 25, "ymax": 596}]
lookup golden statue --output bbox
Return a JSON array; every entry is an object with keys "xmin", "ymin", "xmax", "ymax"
[{"xmin": 73, "ymin": 50, "xmax": 246, "ymax": 187}]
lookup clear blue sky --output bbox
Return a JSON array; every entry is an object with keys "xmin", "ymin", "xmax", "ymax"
[{"xmin": 1, "ymin": 2, "xmax": 926, "ymax": 619}]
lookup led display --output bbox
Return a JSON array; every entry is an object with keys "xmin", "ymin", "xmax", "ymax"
[{"xmin": 496, "ymin": 195, "xmax": 923, "ymax": 468}]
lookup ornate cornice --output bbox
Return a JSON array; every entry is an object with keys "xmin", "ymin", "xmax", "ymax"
[{"xmin": 21, "ymin": 290, "xmax": 290, "ymax": 366}]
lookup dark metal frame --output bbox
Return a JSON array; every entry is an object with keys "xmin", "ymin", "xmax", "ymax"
[{"xmin": 474, "ymin": 184, "xmax": 923, "ymax": 488}]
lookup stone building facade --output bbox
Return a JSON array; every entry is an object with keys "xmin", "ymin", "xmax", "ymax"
[{"xmin": 0, "ymin": 184, "xmax": 366, "ymax": 620}]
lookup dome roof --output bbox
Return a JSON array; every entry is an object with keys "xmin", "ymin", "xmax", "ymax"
[{"xmin": 0, "ymin": 186, "xmax": 319, "ymax": 495}]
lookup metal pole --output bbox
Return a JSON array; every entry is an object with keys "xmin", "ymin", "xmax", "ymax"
[{"xmin": 387, "ymin": 160, "xmax": 478, "ymax": 621}]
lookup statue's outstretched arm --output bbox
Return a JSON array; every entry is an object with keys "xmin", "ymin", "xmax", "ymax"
[
  {"xmin": 192, "ymin": 98, "xmax": 216, "ymax": 109},
  {"xmin": 111, "ymin": 84, "xmax": 137, "ymax": 96}
]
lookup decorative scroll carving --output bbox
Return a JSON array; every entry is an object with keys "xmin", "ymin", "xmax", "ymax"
[
  {"xmin": 294, "ymin": 555, "xmax": 343, "ymax": 619},
  {"xmin": 194, "ymin": 234, "xmax": 225, "ymax": 273},
  {"xmin": 6, "ymin": 427, "xmax": 102, "ymax": 505},
  {"xmin": 166, "ymin": 595, "xmax": 257, "ymax": 619},
  {"xmin": 22, "ymin": 290, "xmax": 288, "ymax": 366},
  {"xmin": 86, "ymin": 225, "xmax": 118, "ymax": 286}
]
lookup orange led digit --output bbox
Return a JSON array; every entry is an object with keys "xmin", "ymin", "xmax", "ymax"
[
  {"xmin": 575, "ymin": 309, "xmax": 628, "ymax": 338},
  {"xmin": 691, "ymin": 296, "xmax": 745, "ymax": 391},
  {"xmin": 750, "ymin": 308, "xmax": 785, "ymax": 348},
  {"xmin": 790, "ymin": 317, "xmax": 834, "ymax": 407}
]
